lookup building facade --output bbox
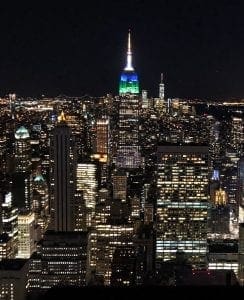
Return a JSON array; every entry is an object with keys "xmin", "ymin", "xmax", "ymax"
[{"xmin": 156, "ymin": 145, "xmax": 209, "ymax": 269}]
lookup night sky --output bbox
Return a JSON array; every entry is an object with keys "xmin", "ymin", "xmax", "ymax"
[{"xmin": 1, "ymin": 0, "xmax": 244, "ymax": 99}]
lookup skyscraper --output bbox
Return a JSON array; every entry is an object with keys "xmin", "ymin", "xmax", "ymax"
[
  {"xmin": 159, "ymin": 73, "xmax": 165, "ymax": 100},
  {"xmin": 14, "ymin": 126, "xmax": 31, "ymax": 173},
  {"xmin": 95, "ymin": 118, "xmax": 109, "ymax": 159},
  {"xmin": 28, "ymin": 231, "xmax": 88, "ymax": 296},
  {"xmin": 75, "ymin": 163, "xmax": 97, "ymax": 230},
  {"xmin": 50, "ymin": 112, "xmax": 76, "ymax": 231},
  {"xmin": 17, "ymin": 212, "xmax": 35, "ymax": 259},
  {"xmin": 116, "ymin": 31, "xmax": 141, "ymax": 169},
  {"xmin": 156, "ymin": 145, "xmax": 209, "ymax": 269}
]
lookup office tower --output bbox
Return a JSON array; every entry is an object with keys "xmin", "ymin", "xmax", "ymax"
[
  {"xmin": 142, "ymin": 90, "xmax": 148, "ymax": 109},
  {"xmin": 0, "ymin": 233, "xmax": 14, "ymax": 260},
  {"xmin": 156, "ymin": 145, "xmax": 209, "ymax": 269},
  {"xmin": 133, "ymin": 225, "xmax": 155, "ymax": 284},
  {"xmin": 0, "ymin": 259, "xmax": 28, "ymax": 300},
  {"xmin": 28, "ymin": 231, "xmax": 88, "ymax": 297},
  {"xmin": 13, "ymin": 126, "xmax": 32, "ymax": 211},
  {"xmin": 238, "ymin": 157, "xmax": 244, "ymax": 212},
  {"xmin": 110, "ymin": 246, "xmax": 136, "ymax": 286},
  {"xmin": 231, "ymin": 116, "xmax": 243, "ymax": 156},
  {"xmin": 95, "ymin": 118, "xmax": 109, "ymax": 160},
  {"xmin": 1, "ymin": 192, "xmax": 18, "ymax": 257},
  {"xmin": 116, "ymin": 31, "xmax": 141, "ymax": 169},
  {"xmin": 9, "ymin": 93, "xmax": 16, "ymax": 119},
  {"xmin": 32, "ymin": 173, "xmax": 49, "ymax": 235},
  {"xmin": 89, "ymin": 188, "xmax": 134, "ymax": 285},
  {"xmin": 14, "ymin": 126, "xmax": 31, "ymax": 173},
  {"xmin": 65, "ymin": 114, "xmax": 84, "ymax": 161},
  {"xmin": 17, "ymin": 211, "xmax": 35, "ymax": 258},
  {"xmin": 50, "ymin": 112, "xmax": 76, "ymax": 231},
  {"xmin": 94, "ymin": 117, "xmax": 110, "ymax": 185},
  {"xmin": 144, "ymin": 203, "xmax": 154, "ymax": 225},
  {"xmin": 239, "ymin": 223, "xmax": 244, "ymax": 285},
  {"xmin": 75, "ymin": 163, "xmax": 97, "ymax": 230},
  {"xmin": 208, "ymin": 206, "xmax": 230, "ymax": 236},
  {"xmin": 0, "ymin": 131, "xmax": 7, "ymax": 175},
  {"xmin": 222, "ymin": 150, "xmax": 239, "ymax": 214},
  {"xmin": 208, "ymin": 240, "xmax": 238, "ymax": 277},
  {"xmin": 90, "ymin": 224, "xmax": 134, "ymax": 285},
  {"xmin": 209, "ymin": 119, "xmax": 221, "ymax": 161},
  {"xmin": 131, "ymin": 195, "xmax": 140, "ymax": 219},
  {"xmin": 119, "ymin": 30, "xmax": 139, "ymax": 95},
  {"xmin": 112, "ymin": 172, "xmax": 127, "ymax": 201}
]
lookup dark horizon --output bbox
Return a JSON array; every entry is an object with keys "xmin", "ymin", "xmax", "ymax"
[{"xmin": 1, "ymin": 1, "xmax": 244, "ymax": 99}]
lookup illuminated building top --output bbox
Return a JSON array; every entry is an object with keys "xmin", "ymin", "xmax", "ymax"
[
  {"xmin": 34, "ymin": 174, "xmax": 45, "ymax": 183},
  {"xmin": 58, "ymin": 110, "xmax": 66, "ymax": 123},
  {"xmin": 119, "ymin": 30, "xmax": 139, "ymax": 95},
  {"xmin": 15, "ymin": 126, "xmax": 30, "ymax": 139}
]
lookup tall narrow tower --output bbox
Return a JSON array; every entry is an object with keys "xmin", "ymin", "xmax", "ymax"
[
  {"xmin": 116, "ymin": 31, "xmax": 141, "ymax": 169},
  {"xmin": 50, "ymin": 112, "xmax": 76, "ymax": 231},
  {"xmin": 119, "ymin": 30, "xmax": 139, "ymax": 95},
  {"xmin": 159, "ymin": 73, "xmax": 164, "ymax": 100}
]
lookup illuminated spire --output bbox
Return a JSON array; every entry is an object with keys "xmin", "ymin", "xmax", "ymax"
[
  {"xmin": 124, "ymin": 29, "xmax": 134, "ymax": 71},
  {"xmin": 58, "ymin": 110, "xmax": 66, "ymax": 122},
  {"xmin": 161, "ymin": 73, "xmax": 163, "ymax": 84}
]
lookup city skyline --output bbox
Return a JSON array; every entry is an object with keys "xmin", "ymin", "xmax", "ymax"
[{"xmin": 1, "ymin": 1, "xmax": 244, "ymax": 99}]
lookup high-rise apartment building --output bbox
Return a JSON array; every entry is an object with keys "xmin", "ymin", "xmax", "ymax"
[{"xmin": 156, "ymin": 145, "xmax": 209, "ymax": 269}]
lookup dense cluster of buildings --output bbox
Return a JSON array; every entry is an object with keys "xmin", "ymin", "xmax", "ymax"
[{"xmin": 0, "ymin": 31, "xmax": 243, "ymax": 299}]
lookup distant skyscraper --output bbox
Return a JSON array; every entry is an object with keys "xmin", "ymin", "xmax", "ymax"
[
  {"xmin": 119, "ymin": 30, "xmax": 139, "ymax": 95},
  {"xmin": 1, "ymin": 192, "xmax": 18, "ymax": 257},
  {"xmin": 0, "ymin": 233, "xmax": 14, "ymax": 260},
  {"xmin": 17, "ymin": 212, "xmax": 35, "ymax": 259},
  {"xmin": 32, "ymin": 173, "xmax": 49, "ymax": 235},
  {"xmin": 96, "ymin": 118, "xmax": 109, "ymax": 158},
  {"xmin": 156, "ymin": 145, "xmax": 209, "ymax": 269},
  {"xmin": 116, "ymin": 30, "xmax": 141, "ymax": 169},
  {"xmin": 0, "ymin": 131, "xmax": 7, "ymax": 176},
  {"xmin": 141, "ymin": 90, "xmax": 148, "ymax": 109},
  {"xmin": 112, "ymin": 172, "xmax": 127, "ymax": 201},
  {"xmin": 159, "ymin": 73, "xmax": 164, "ymax": 100},
  {"xmin": 50, "ymin": 112, "xmax": 76, "ymax": 231},
  {"xmin": 75, "ymin": 163, "xmax": 97, "ymax": 230},
  {"xmin": 14, "ymin": 126, "xmax": 31, "ymax": 173},
  {"xmin": 231, "ymin": 116, "xmax": 243, "ymax": 156}
]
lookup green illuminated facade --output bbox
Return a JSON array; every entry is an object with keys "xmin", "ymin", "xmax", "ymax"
[{"xmin": 119, "ymin": 71, "xmax": 139, "ymax": 95}]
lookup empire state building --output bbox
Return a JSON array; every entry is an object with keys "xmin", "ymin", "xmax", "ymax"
[{"xmin": 116, "ymin": 30, "xmax": 141, "ymax": 169}]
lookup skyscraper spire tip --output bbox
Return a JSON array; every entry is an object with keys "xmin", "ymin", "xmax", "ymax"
[{"xmin": 124, "ymin": 30, "xmax": 134, "ymax": 71}]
